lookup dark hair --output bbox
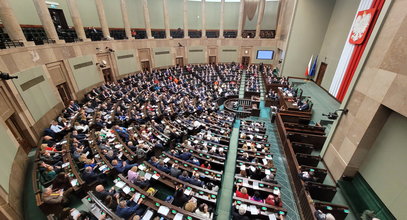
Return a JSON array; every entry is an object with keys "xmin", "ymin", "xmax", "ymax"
[{"xmin": 198, "ymin": 203, "xmax": 207, "ymax": 212}]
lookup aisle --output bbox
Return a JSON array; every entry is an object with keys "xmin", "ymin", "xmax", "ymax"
[
  {"xmin": 215, "ymin": 120, "xmax": 240, "ymax": 219},
  {"xmin": 238, "ymin": 71, "xmax": 246, "ymax": 99}
]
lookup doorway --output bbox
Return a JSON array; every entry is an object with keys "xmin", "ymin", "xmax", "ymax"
[
  {"xmin": 316, "ymin": 62, "xmax": 327, "ymax": 86},
  {"xmin": 209, "ymin": 56, "xmax": 216, "ymax": 65},
  {"xmin": 49, "ymin": 8, "xmax": 69, "ymax": 30},
  {"xmin": 56, "ymin": 82, "xmax": 72, "ymax": 107},
  {"xmin": 141, "ymin": 61, "xmax": 151, "ymax": 72},
  {"xmin": 242, "ymin": 56, "xmax": 250, "ymax": 67},
  {"xmin": 102, "ymin": 68, "xmax": 114, "ymax": 83},
  {"xmin": 176, "ymin": 57, "xmax": 184, "ymax": 67},
  {"xmin": 5, "ymin": 114, "xmax": 31, "ymax": 153}
]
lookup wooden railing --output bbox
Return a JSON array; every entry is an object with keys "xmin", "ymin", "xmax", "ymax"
[{"xmin": 224, "ymin": 98, "xmax": 260, "ymax": 118}]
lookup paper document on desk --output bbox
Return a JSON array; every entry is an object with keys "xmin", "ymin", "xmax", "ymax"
[
  {"xmin": 141, "ymin": 210, "xmax": 154, "ymax": 220},
  {"xmin": 163, "ymin": 157, "xmax": 170, "ymax": 163},
  {"xmin": 268, "ymin": 214, "xmax": 277, "ymax": 220},
  {"xmin": 262, "ymin": 159, "xmax": 268, "ymax": 165},
  {"xmin": 184, "ymin": 188, "xmax": 192, "ymax": 196},
  {"xmin": 133, "ymin": 192, "xmax": 141, "ymax": 203},
  {"xmin": 174, "ymin": 213, "xmax": 184, "ymax": 220},
  {"xmin": 250, "ymin": 205, "xmax": 259, "ymax": 215},
  {"xmin": 115, "ymin": 181, "xmax": 126, "ymax": 188},
  {"xmin": 265, "ymin": 169, "xmax": 271, "ymax": 175},
  {"xmin": 152, "ymin": 173, "xmax": 160, "ymax": 180},
  {"xmin": 144, "ymin": 173, "xmax": 152, "ymax": 180},
  {"xmin": 62, "ymin": 162, "xmax": 70, "ymax": 168},
  {"xmin": 249, "ymin": 166, "xmax": 256, "ymax": 172},
  {"xmin": 138, "ymin": 164, "xmax": 146, "ymax": 171},
  {"xmin": 157, "ymin": 205, "xmax": 170, "ymax": 216},
  {"xmin": 243, "ymin": 179, "xmax": 250, "ymax": 187},
  {"xmin": 122, "ymin": 186, "xmax": 131, "ymax": 194},
  {"xmin": 70, "ymin": 179, "xmax": 78, "ymax": 187},
  {"xmin": 253, "ymin": 181, "xmax": 259, "ymax": 190},
  {"xmin": 240, "ymin": 165, "xmax": 246, "ymax": 171}
]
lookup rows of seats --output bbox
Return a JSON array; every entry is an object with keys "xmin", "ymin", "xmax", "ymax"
[
  {"xmin": 232, "ymin": 120, "xmax": 286, "ymax": 219},
  {"xmin": 0, "ymin": 27, "xmax": 275, "ymax": 49},
  {"xmin": 273, "ymin": 86, "xmax": 350, "ymax": 220},
  {"xmin": 33, "ymin": 63, "xmax": 246, "ymax": 219},
  {"xmin": 245, "ymin": 65, "xmax": 262, "ymax": 98}
]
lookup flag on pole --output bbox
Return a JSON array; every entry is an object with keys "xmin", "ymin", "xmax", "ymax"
[
  {"xmin": 309, "ymin": 55, "xmax": 318, "ymax": 77},
  {"xmin": 304, "ymin": 55, "xmax": 313, "ymax": 76}
]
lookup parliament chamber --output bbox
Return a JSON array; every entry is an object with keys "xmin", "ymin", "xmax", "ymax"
[{"xmin": 0, "ymin": 0, "xmax": 406, "ymax": 220}]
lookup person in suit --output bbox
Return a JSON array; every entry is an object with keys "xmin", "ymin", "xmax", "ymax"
[
  {"xmin": 115, "ymin": 196, "xmax": 143, "ymax": 219},
  {"xmin": 170, "ymin": 163, "xmax": 182, "ymax": 177},
  {"xmin": 157, "ymin": 160, "xmax": 171, "ymax": 173},
  {"xmin": 299, "ymin": 100, "xmax": 310, "ymax": 111},
  {"xmin": 94, "ymin": 185, "xmax": 115, "ymax": 201},
  {"xmin": 42, "ymin": 187, "xmax": 73, "ymax": 206},
  {"xmin": 172, "ymin": 186, "xmax": 190, "ymax": 207},
  {"xmin": 178, "ymin": 171, "xmax": 191, "ymax": 183}
]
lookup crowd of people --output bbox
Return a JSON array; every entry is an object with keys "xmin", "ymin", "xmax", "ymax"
[{"xmin": 35, "ymin": 63, "xmax": 246, "ymax": 219}]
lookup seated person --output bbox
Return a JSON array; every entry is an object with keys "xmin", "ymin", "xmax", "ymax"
[
  {"xmin": 299, "ymin": 100, "xmax": 310, "ymax": 111},
  {"xmin": 189, "ymin": 173, "xmax": 204, "ymax": 187},
  {"xmin": 232, "ymin": 202, "xmax": 250, "ymax": 220},
  {"xmin": 170, "ymin": 163, "xmax": 182, "ymax": 177},
  {"xmin": 249, "ymin": 191, "xmax": 263, "ymax": 203},
  {"xmin": 127, "ymin": 166, "xmax": 140, "ymax": 183},
  {"xmin": 235, "ymin": 184, "xmax": 249, "ymax": 199},
  {"xmin": 184, "ymin": 197, "xmax": 198, "ymax": 212},
  {"xmin": 156, "ymin": 160, "xmax": 171, "ymax": 173},
  {"xmin": 134, "ymin": 176, "xmax": 150, "ymax": 188},
  {"xmin": 178, "ymin": 171, "xmax": 191, "ymax": 183},
  {"xmin": 172, "ymin": 185, "xmax": 190, "ymax": 207},
  {"xmin": 81, "ymin": 167, "xmax": 106, "ymax": 185},
  {"xmin": 42, "ymin": 187, "xmax": 73, "ymax": 206},
  {"xmin": 148, "ymin": 156, "xmax": 159, "ymax": 167},
  {"xmin": 299, "ymin": 170, "xmax": 315, "ymax": 182},
  {"xmin": 111, "ymin": 160, "xmax": 137, "ymax": 173},
  {"xmin": 115, "ymin": 195, "xmax": 143, "ymax": 219},
  {"xmin": 94, "ymin": 185, "xmax": 115, "ymax": 201},
  {"xmin": 195, "ymin": 203, "xmax": 210, "ymax": 219}
]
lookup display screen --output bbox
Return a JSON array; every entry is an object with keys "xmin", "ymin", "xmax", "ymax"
[{"xmin": 256, "ymin": 50, "xmax": 274, "ymax": 60}]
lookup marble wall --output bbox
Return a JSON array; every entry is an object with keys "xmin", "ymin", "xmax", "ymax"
[{"xmin": 323, "ymin": 0, "xmax": 407, "ymax": 181}]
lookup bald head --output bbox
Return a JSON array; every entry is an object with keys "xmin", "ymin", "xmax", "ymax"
[{"xmin": 95, "ymin": 185, "xmax": 104, "ymax": 192}]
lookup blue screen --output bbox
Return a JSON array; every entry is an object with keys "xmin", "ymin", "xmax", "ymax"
[{"xmin": 256, "ymin": 50, "xmax": 274, "ymax": 60}]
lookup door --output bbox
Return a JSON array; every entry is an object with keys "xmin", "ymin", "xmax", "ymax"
[
  {"xmin": 209, "ymin": 56, "xmax": 216, "ymax": 65},
  {"xmin": 102, "ymin": 68, "xmax": 114, "ymax": 83},
  {"xmin": 49, "ymin": 8, "xmax": 69, "ymax": 30},
  {"xmin": 141, "ymin": 61, "xmax": 150, "ymax": 72},
  {"xmin": 316, "ymin": 62, "xmax": 327, "ymax": 85},
  {"xmin": 5, "ymin": 114, "xmax": 31, "ymax": 153},
  {"xmin": 242, "ymin": 56, "xmax": 250, "ymax": 67},
  {"xmin": 175, "ymin": 57, "xmax": 184, "ymax": 67},
  {"xmin": 56, "ymin": 83, "xmax": 72, "ymax": 107}
]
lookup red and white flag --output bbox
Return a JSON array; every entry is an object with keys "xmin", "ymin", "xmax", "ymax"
[{"xmin": 304, "ymin": 55, "xmax": 313, "ymax": 76}]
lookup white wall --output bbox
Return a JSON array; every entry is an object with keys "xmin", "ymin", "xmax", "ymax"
[
  {"xmin": 282, "ymin": 0, "xmax": 335, "ymax": 77},
  {"xmin": 359, "ymin": 112, "xmax": 407, "ymax": 219}
]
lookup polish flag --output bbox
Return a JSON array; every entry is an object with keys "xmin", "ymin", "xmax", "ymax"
[{"xmin": 304, "ymin": 55, "xmax": 313, "ymax": 76}]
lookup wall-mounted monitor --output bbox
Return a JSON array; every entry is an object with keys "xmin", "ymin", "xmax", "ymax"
[{"xmin": 256, "ymin": 50, "xmax": 274, "ymax": 60}]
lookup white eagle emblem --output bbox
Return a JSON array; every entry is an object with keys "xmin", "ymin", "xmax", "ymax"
[{"xmin": 351, "ymin": 12, "xmax": 372, "ymax": 42}]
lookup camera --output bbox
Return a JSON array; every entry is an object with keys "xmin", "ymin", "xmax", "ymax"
[{"xmin": 0, "ymin": 72, "xmax": 18, "ymax": 80}]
